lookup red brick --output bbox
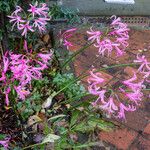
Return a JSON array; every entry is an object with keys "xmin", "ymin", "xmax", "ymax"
[
  {"xmin": 99, "ymin": 128, "xmax": 138, "ymax": 150},
  {"xmin": 120, "ymin": 109, "xmax": 149, "ymax": 132},
  {"xmin": 144, "ymin": 123, "xmax": 150, "ymax": 135},
  {"xmin": 127, "ymin": 30, "xmax": 150, "ymax": 55},
  {"xmin": 130, "ymin": 136, "xmax": 150, "ymax": 150}
]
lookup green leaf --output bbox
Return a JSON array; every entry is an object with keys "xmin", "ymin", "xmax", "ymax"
[
  {"xmin": 70, "ymin": 110, "xmax": 80, "ymax": 127},
  {"xmin": 0, "ymin": 134, "xmax": 6, "ymax": 140},
  {"xmin": 48, "ymin": 114, "xmax": 66, "ymax": 122},
  {"xmin": 42, "ymin": 134, "xmax": 60, "ymax": 144},
  {"xmin": 72, "ymin": 142, "xmax": 98, "ymax": 149},
  {"xmin": 88, "ymin": 118, "xmax": 114, "ymax": 131}
]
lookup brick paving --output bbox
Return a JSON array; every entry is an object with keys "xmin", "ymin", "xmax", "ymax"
[{"xmin": 68, "ymin": 29, "xmax": 150, "ymax": 149}]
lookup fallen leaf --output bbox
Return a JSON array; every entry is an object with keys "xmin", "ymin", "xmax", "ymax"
[
  {"xmin": 42, "ymin": 134, "xmax": 60, "ymax": 144},
  {"xmin": 42, "ymin": 96, "xmax": 52, "ymax": 108},
  {"xmin": 27, "ymin": 115, "xmax": 42, "ymax": 127}
]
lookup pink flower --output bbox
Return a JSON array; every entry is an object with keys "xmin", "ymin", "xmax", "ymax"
[
  {"xmin": 87, "ymin": 69, "xmax": 143, "ymax": 121},
  {"xmin": 0, "ymin": 73, "xmax": 6, "ymax": 81},
  {"xmin": 38, "ymin": 53, "xmax": 52, "ymax": 64},
  {"xmin": 94, "ymin": 39, "xmax": 124, "ymax": 56},
  {"xmin": 87, "ymin": 27, "xmax": 102, "ymax": 43},
  {"xmin": 36, "ymin": 61, "xmax": 47, "ymax": 70},
  {"xmin": 87, "ymin": 15, "xmax": 129, "ymax": 57},
  {"xmin": 28, "ymin": 2, "xmax": 38, "ymax": 18},
  {"xmin": 100, "ymin": 97, "xmax": 118, "ymax": 114},
  {"xmin": 8, "ymin": 6, "xmax": 25, "ymax": 31},
  {"xmin": 88, "ymin": 69, "xmax": 107, "ymax": 106},
  {"xmin": 91, "ymin": 90, "xmax": 106, "ymax": 106},
  {"xmin": 110, "ymin": 15, "xmax": 128, "ymax": 29},
  {"xmin": 116, "ymin": 37, "xmax": 129, "ymax": 48},
  {"xmin": 10, "ymin": 53, "xmax": 22, "ymax": 61},
  {"xmin": 8, "ymin": 15, "xmax": 25, "ymax": 31},
  {"xmin": 33, "ymin": 17, "xmax": 50, "ymax": 33},
  {"xmin": 61, "ymin": 28, "xmax": 77, "ymax": 50},
  {"xmin": 18, "ymin": 21, "xmax": 34, "ymax": 37},
  {"xmin": 10, "ymin": 56, "xmax": 34, "ymax": 85},
  {"xmin": 23, "ymin": 40, "xmax": 28, "ymax": 52},
  {"xmin": 11, "ymin": 6, "xmax": 22, "ymax": 15},
  {"xmin": 126, "ymin": 90, "xmax": 143, "ymax": 105},
  {"xmin": 88, "ymin": 69, "xmax": 104, "ymax": 86},
  {"xmin": 3, "ymin": 56, "xmax": 9, "ymax": 73},
  {"xmin": 4, "ymin": 87, "xmax": 11, "ymax": 106},
  {"xmin": 38, "ymin": 3, "xmax": 49, "ymax": 16},
  {"xmin": 0, "ymin": 55, "xmax": 9, "ymax": 82},
  {"xmin": 28, "ymin": 2, "xmax": 49, "ymax": 17},
  {"xmin": 0, "ymin": 137, "xmax": 10, "ymax": 150},
  {"xmin": 134, "ymin": 54, "xmax": 150, "ymax": 80},
  {"xmin": 117, "ymin": 103, "xmax": 136, "ymax": 120},
  {"xmin": 123, "ymin": 73, "xmax": 144, "ymax": 91},
  {"xmin": 63, "ymin": 40, "xmax": 74, "ymax": 50},
  {"xmin": 14, "ymin": 86, "xmax": 30, "ymax": 100}
]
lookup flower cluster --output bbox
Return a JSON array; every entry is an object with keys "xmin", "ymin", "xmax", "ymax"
[
  {"xmin": 8, "ymin": 2, "xmax": 50, "ymax": 37},
  {"xmin": 0, "ymin": 50, "xmax": 53, "ymax": 106},
  {"xmin": 88, "ymin": 69, "xmax": 144, "ymax": 120},
  {"xmin": 87, "ymin": 15, "xmax": 129, "ymax": 57}
]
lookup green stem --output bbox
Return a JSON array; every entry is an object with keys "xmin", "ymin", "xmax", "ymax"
[
  {"xmin": 125, "ymin": 88, "xmax": 150, "ymax": 92},
  {"xmin": 20, "ymin": 37, "xmax": 23, "ymax": 52},
  {"xmin": 62, "ymin": 42, "xmax": 94, "ymax": 68},
  {"xmin": 22, "ymin": 143, "xmax": 45, "ymax": 150},
  {"xmin": 142, "ymin": 88, "xmax": 150, "ymax": 91}
]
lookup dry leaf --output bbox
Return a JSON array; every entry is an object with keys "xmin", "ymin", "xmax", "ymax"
[{"xmin": 27, "ymin": 115, "xmax": 42, "ymax": 127}]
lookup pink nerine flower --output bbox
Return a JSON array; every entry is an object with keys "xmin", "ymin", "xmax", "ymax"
[
  {"xmin": 3, "ymin": 56, "xmax": 9, "ymax": 73},
  {"xmin": 8, "ymin": 15, "xmax": 25, "ymax": 31},
  {"xmin": 134, "ymin": 54, "xmax": 150, "ymax": 81},
  {"xmin": 87, "ymin": 68, "xmax": 144, "ymax": 121},
  {"xmin": 9, "ymin": 2, "xmax": 50, "ymax": 37},
  {"xmin": 88, "ymin": 69, "xmax": 104, "ymax": 86},
  {"xmin": 0, "ymin": 49, "xmax": 53, "ymax": 102},
  {"xmin": 38, "ymin": 52, "xmax": 53, "ymax": 64},
  {"xmin": 33, "ymin": 17, "xmax": 50, "ymax": 33},
  {"xmin": 18, "ymin": 21, "xmax": 34, "ymax": 37},
  {"xmin": 61, "ymin": 28, "xmax": 77, "ymax": 50},
  {"xmin": 23, "ymin": 40, "xmax": 28, "ymax": 52},
  {"xmin": 37, "ymin": 3, "xmax": 49, "ymax": 16},
  {"xmin": 0, "ymin": 55, "xmax": 9, "ymax": 82},
  {"xmin": 14, "ymin": 86, "xmax": 30, "ymax": 100},
  {"xmin": 28, "ymin": 2, "xmax": 38, "ymax": 17},
  {"xmin": 126, "ymin": 90, "xmax": 143, "ymax": 105},
  {"xmin": 117, "ymin": 103, "xmax": 136, "ymax": 120},
  {"xmin": 28, "ymin": 2, "xmax": 49, "ymax": 17},
  {"xmin": 11, "ymin": 6, "xmax": 22, "ymax": 15},
  {"xmin": 4, "ymin": 87, "xmax": 11, "ymax": 106},
  {"xmin": 87, "ymin": 15, "xmax": 129, "ymax": 57},
  {"xmin": 94, "ymin": 39, "xmax": 124, "ymax": 56},
  {"xmin": 0, "ymin": 137, "xmax": 10, "ymax": 150},
  {"xmin": 91, "ymin": 90, "xmax": 106, "ymax": 106},
  {"xmin": 88, "ymin": 69, "xmax": 106, "ymax": 106},
  {"xmin": 123, "ymin": 73, "xmax": 143, "ymax": 91},
  {"xmin": 8, "ymin": 6, "xmax": 25, "ymax": 31},
  {"xmin": 10, "ymin": 58, "xmax": 42, "ymax": 86},
  {"xmin": 100, "ymin": 97, "xmax": 118, "ymax": 114},
  {"xmin": 87, "ymin": 27, "xmax": 102, "ymax": 43}
]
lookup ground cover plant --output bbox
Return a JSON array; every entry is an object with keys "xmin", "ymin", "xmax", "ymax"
[{"xmin": 0, "ymin": 0, "xmax": 150, "ymax": 149}]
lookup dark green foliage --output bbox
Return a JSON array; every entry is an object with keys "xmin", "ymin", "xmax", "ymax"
[
  {"xmin": 0, "ymin": 0, "xmax": 19, "ymax": 12},
  {"xmin": 53, "ymin": 73, "xmax": 87, "ymax": 100},
  {"xmin": 50, "ymin": 4, "xmax": 80, "ymax": 24}
]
